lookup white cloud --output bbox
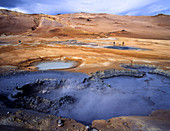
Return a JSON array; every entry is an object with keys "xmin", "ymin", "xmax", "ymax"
[
  {"xmin": 125, "ymin": 0, "xmax": 170, "ymax": 15},
  {"xmin": 146, "ymin": 1, "xmax": 170, "ymax": 15},
  {"xmin": 0, "ymin": 7, "xmax": 7, "ymax": 9},
  {"xmin": 0, "ymin": 6, "xmax": 28, "ymax": 13},
  {"xmin": 10, "ymin": 7, "xmax": 28, "ymax": 13}
]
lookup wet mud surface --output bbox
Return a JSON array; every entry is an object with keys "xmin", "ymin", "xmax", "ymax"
[{"xmin": 0, "ymin": 67, "xmax": 170, "ymax": 125}]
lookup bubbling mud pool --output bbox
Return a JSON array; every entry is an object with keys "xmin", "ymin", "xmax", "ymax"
[
  {"xmin": 0, "ymin": 68, "xmax": 169, "ymax": 125},
  {"xmin": 35, "ymin": 61, "xmax": 76, "ymax": 70}
]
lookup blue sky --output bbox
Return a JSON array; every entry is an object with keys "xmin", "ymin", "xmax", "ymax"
[{"xmin": 0, "ymin": 0, "xmax": 170, "ymax": 16}]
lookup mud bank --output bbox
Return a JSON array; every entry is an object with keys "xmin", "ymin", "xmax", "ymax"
[
  {"xmin": 92, "ymin": 64, "xmax": 170, "ymax": 78},
  {"xmin": 121, "ymin": 64, "xmax": 170, "ymax": 78}
]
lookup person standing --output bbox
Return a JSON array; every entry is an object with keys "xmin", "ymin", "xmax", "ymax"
[
  {"xmin": 113, "ymin": 42, "xmax": 115, "ymax": 46},
  {"xmin": 122, "ymin": 41, "xmax": 124, "ymax": 46}
]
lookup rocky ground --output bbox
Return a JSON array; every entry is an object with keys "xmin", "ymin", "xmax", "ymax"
[{"xmin": 0, "ymin": 108, "xmax": 170, "ymax": 130}]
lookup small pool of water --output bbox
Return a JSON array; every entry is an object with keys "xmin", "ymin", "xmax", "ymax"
[
  {"xmin": 35, "ymin": 61, "xmax": 76, "ymax": 70},
  {"xmin": 105, "ymin": 46, "xmax": 150, "ymax": 50}
]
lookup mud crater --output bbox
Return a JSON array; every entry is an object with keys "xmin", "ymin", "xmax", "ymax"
[{"xmin": 18, "ymin": 57, "xmax": 79, "ymax": 71}]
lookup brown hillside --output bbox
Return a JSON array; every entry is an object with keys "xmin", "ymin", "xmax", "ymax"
[{"xmin": 0, "ymin": 9, "xmax": 170, "ymax": 39}]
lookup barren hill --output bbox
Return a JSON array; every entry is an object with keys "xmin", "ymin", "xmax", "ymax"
[{"xmin": 0, "ymin": 9, "xmax": 170, "ymax": 39}]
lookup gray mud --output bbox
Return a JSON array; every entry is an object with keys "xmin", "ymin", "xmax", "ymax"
[{"xmin": 0, "ymin": 68, "xmax": 170, "ymax": 125}]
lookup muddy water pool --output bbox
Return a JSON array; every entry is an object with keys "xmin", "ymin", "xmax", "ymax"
[{"xmin": 35, "ymin": 61, "xmax": 76, "ymax": 70}]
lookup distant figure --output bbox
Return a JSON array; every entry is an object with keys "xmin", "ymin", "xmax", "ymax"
[
  {"xmin": 113, "ymin": 42, "xmax": 115, "ymax": 46},
  {"xmin": 14, "ymin": 40, "xmax": 22, "ymax": 46},
  {"xmin": 130, "ymin": 60, "xmax": 133, "ymax": 67},
  {"xmin": 13, "ymin": 40, "xmax": 22, "ymax": 46},
  {"xmin": 119, "ymin": 43, "xmax": 121, "ymax": 46},
  {"xmin": 122, "ymin": 41, "xmax": 124, "ymax": 46},
  {"xmin": 18, "ymin": 40, "xmax": 22, "ymax": 45}
]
